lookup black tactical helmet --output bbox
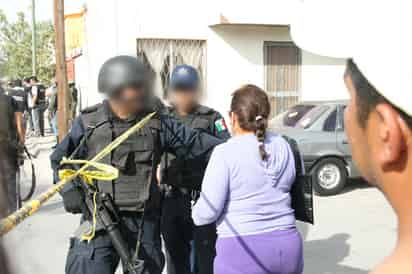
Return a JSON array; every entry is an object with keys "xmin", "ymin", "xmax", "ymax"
[{"xmin": 98, "ymin": 55, "xmax": 148, "ymax": 96}]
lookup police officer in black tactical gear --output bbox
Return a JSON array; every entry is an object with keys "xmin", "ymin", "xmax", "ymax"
[
  {"xmin": 50, "ymin": 56, "xmax": 225, "ymax": 274},
  {"xmin": 160, "ymin": 65, "xmax": 230, "ymax": 274},
  {"xmin": 7, "ymin": 79, "xmax": 28, "ymax": 116},
  {"xmin": 0, "ymin": 84, "xmax": 24, "ymax": 212}
]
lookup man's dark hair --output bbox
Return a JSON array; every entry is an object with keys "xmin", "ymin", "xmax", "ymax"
[
  {"xmin": 29, "ymin": 76, "xmax": 38, "ymax": 82},
  {"xmin": 23, "ymin": 77, "xmax": 30, "ymax": 83},
  {"xmin": 345, "ymin": 58, "xmax": 412, "ymax": 129},
  {"xmin": 12, "ymin": 79, "xmax": 22, "ymax": 87}
]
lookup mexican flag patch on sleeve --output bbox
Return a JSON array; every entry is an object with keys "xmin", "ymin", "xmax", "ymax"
[{"xmin": 214, "ymin": 118, "xmax": 228, "ymax": 132}]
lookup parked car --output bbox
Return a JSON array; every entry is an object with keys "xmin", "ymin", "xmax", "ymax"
[{"xmin": 269, "ymin": 101, "xmax": 360, "ymax": 196}]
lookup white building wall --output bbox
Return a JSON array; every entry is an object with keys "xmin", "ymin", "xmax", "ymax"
[
  {"xmin": 79, "ymin": 0, "xmax": 349, "ymax": 112},
  {"xmin": 205, "ymin": 25, "xmax": 292, "ymax": 116},
  {"xmin": 80, "ymin": 0, "xmax": 141, "ymax": 107},
  {"xmin": 73, "ymin": 55, "xmax": 89, "ymax": 109},
  {"xmin": 301, "ymin": 51, "xmax": 348, "ymax": 102},
  {"xmin": 205, "ymin": 25, "xmax": 348, "ymax": 117}
]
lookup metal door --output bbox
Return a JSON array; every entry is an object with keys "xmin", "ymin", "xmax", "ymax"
[{"xmin": 264, "ymin": 42, "xmax": 301, "ymax": 117}]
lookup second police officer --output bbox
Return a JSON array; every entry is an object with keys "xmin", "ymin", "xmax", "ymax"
[
  {"xmin": 50, "ymin": 56, "xmax": 227, "ymax": 274},
  {"xmin": 160, "ymin": 65, "xmax": 230, "ymax": 274}
]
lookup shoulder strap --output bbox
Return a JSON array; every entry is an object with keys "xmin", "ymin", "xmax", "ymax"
[
  {"xmin": 282, "ymin": 135, "xmax": 303, "ymax": 176},
  {"xmin": 282, "ymin": 135, "xmax": 314, "ymax": 224},
  {"xmin": 133, "ymin": 114, "xmax": 160, "ymax": 261},
  {"xmin": 80, "ymin": 104, "xmax": 106, "ymax": 129}
]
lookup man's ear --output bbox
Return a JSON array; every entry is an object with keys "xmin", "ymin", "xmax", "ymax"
[
  {"xmin": 374, "ymin": 103, "xmax": 405, "ymax": 167},
  {"xmin": 229, "ymin": 112, "xmax": 234, "ymax": 126}
]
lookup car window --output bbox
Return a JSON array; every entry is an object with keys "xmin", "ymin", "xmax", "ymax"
[
  {"xmin": 323, "ymin": 109, "xmax": 337, "ymax": 132},
  {"xmin": 271, "ymin": 104, "xmax": 329, "ymax": 129},
  {"xmin": 338, "ymin": 105, "xmax": 347, "ymax": 131}
]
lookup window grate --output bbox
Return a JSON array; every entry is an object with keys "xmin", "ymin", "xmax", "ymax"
[
  {"xmin": 264, "ymin": 42, "xmax": 301, "ymax": 117},
  {"xmin": 137, "ymin": 39, "xmax": 206, "ymax": 99}
]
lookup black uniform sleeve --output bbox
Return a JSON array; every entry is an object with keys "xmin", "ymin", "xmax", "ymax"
[
  {"xmin": 8, "ymin": 92, "xmax": 25, "ymax": 113},
  {"xmin": 159, "ymin": 114, "xmax": 225, "ymax": 160},
  {"xmin": 210, "ymin": 112, "xmax": 231, "ymax": 140},
  {"xmin": 9, "ymin": 97, "xmax": 19, "ymax": 113},
  {"xmin": 50, "ymin": 117, "xmax": 87, "ymax": 183}
]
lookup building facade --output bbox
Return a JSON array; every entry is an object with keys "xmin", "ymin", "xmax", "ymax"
[{"xmin": 74, "ymin": 0, "xmax": 349, "ymax": 118}]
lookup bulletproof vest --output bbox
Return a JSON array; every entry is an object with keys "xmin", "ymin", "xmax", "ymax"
[
  {"xmin": 34, "ymin": 84, "xmax": 46, "ymax": 106},
  {"xmin": 0, "ymin": 94, "xmax": 17, "ymax": 144},
  {"xmin": 162, "ymin": 105, "xmax": 216, "ymax": 190},
  {"xmin": 81, "ymin": 103, "xmax": 161, "ymax": 211},
  {"xmin": 8, "ymin": 88, "xmax": 27, "ymax": 111},
  {"xmin": 8, "ymin": 88, "xmax": 25, "ymax": 103}
]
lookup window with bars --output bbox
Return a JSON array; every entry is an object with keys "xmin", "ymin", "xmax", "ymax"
[
  {"xmin": 264, "ymin": 42, "xmax": 301, "ymax": 117},
  {"xmin": 137, "ymin": 39, "xmax": 206, "ymax": 99}
]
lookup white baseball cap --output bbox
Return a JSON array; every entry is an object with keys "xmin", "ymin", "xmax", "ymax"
[{"xmin": 291, "ymin": 0, "xmax": 412, "ymax": 116}]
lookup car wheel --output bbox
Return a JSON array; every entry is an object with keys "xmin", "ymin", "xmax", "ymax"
[{"xmin": 312, "ymin": 158, "xmax": 347, "ymax": 196}]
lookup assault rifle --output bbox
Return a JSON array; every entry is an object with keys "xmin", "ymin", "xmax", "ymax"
[
  {"xmin": 77, "ymin": 180, "xmax": 145, "ymax": 274},
  {"xmin": 69, "ymin": 120, "xmax": 146, "ymax": 274}
]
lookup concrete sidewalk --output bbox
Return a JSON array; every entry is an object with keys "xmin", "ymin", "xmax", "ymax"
[
  {"xmin": 2, "ymin": 137, "xmax": 397, "ymax": 274},
  {"xmin": 3, "ymin": 135, "xmax": 79, "ymax": 274}
]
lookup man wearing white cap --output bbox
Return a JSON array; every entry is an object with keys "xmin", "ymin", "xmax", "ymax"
[{"xmin": 291, "ymin": 0, "xmax": 412, "ymax": 273}]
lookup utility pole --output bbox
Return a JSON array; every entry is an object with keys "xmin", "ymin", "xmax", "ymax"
[
  {"xmin": 54, "ymin": 0, "xmax": 70, "ymax": 140},
  {"xmin": 31, "ymin": 0, "xmax": 36, "ymax": 75}
]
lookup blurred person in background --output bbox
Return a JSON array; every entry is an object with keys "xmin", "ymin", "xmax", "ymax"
[
  {"xmin": 0, "ymin": 83, "xmax": 25, "ymax": 212},
  {"xmin": 29, "ymin": 76, "xmax": 47, "ymax": 137},
  {"xmin": 193, "ymin": 84, "xmax": 303, "ymax": 274},
  {"xmin": 46, "ymin": 80, "xmax": 58, "ymax": 140},
  {"xmin": 6, "ymin": 79, "xmax": 27, "ymax": 142},
  {"xmin": 69, "ymin": 81, "xmax": 78, "ymax": 120},
  {"xmin": 0, "ymin": 142, "xmax": 13, "ymax": 274},
  {"xmin": 23, "ymin": 77, "xmax": 34, "ymax": 136}
]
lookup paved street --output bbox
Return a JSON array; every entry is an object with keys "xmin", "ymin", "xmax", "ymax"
[{"xmin": 3, "ymin": 138, "xmax": 397, "ymax": 274}]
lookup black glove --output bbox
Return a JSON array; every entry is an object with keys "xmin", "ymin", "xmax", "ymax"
[{"xmin": 59, "ymin": 181, "xmax": 85, "ymax": 214}]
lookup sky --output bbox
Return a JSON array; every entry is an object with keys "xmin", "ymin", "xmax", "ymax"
[{"xmin": 1, "ymin": 0, "xmax": 85, "ymax": 22}]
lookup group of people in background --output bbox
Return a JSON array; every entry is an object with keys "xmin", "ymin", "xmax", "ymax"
[
  {"xmin": 5, "ymin": 77, "xmax": 78, "ymax": 140},
  {"xmin": 0, "ymin": 76, "xmax": 79, "ymax": 213},
  {"xmin": 7, "ymin": 76, "xmax": 47, "ymax": 138}
]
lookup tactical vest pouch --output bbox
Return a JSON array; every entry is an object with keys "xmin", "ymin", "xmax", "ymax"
[
  {"xmin": 106, "ymin": 134, "xmax": 154, "ymax": 210},
  {"xmin": 191, "ymin": 118, "xmax": 210, "ymax": 130}
]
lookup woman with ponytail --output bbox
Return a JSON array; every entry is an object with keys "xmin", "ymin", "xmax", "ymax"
[{"xmin": 192, "ymin": 84, "xmax": 303, "ymax": 274}]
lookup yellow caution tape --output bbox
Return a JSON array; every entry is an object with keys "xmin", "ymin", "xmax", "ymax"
[
  {"xmin": 82, "ymin": 192, "xmax": 98, "ymax": 242},
  {"xmin": 59, "ymin": 158, "xmax": 120, "ymax": 242},
  {"xmin": 0, "ymin": 112, "xmax": 157, "ymax": 237},
  {"xmin": 29, "ymin": 200, "xmax": 41, "ymax": 215},
  {"xmin": 58, "ymin": 159, "xmax": 119, "ymax": 185}
]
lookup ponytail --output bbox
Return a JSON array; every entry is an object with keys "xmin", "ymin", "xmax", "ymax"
[
  {"xmin": 230, "ymin": 84, "xmax": 271, "ymax": 161},
  {"xmin": 255, "ymin": 115, "xmax": 268, "ymax": 160}
]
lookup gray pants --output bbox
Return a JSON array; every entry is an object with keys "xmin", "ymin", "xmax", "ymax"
[
  {"xmin": 32, "ymin": 106, "xmax": 45, "ymax": 136},
  {"xmin": 66, "ymin": 212, "xmax": 165, "ymax": 274},
  {"xmin": 25, "ymin": 109, "xmax": 35, "ymax": 132}
]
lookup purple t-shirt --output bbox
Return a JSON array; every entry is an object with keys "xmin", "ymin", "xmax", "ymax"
[{"xmin": 192, "ymin": 132, "xmax": 296, "ymax": 238}]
